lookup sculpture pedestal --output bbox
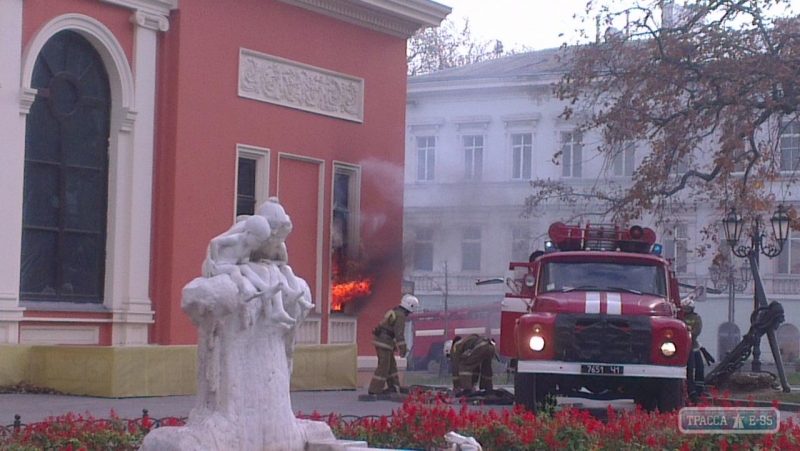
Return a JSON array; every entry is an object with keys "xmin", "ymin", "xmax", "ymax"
[{"xmin": 140, "ymin": 275, "xmax": 333, "ymax": 451}]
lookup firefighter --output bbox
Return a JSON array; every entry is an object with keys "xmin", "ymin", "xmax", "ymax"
[
  {"xmin": 449, "ymin": 334, "xmax": 496, "ymax": 397},
  {"xmin": 681, "ymin": 293, "xmax": 705, "ymax": 402},
  {"xmin": 368, "ymin": 294, "xmax": 419, "ymax": 395}
]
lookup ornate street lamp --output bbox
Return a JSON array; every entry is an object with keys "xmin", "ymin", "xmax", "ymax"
[
  {"xmin": 709, "ymin": 260, "xmax": 751, "ymax": 323},
  {"xmin": 722, "ymin": 204, "xmax": 792, "ymax": 372}
]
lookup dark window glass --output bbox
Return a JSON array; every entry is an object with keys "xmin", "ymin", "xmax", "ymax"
[
  {"xmin": 236, "ymin": 157, "xmax": 257, "ymax": 216},
  {"xmin": 20, "ymin": 30, "xmax": 110, "ymax": 302},
  {"xmin": 414, "ymin": 228, "xmax": 434, "ymax": 271}
]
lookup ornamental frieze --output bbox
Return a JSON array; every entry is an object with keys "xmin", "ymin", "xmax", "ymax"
[{"xmin": 238, "ymin": 48, "xmax": 364, "ymax": 123}]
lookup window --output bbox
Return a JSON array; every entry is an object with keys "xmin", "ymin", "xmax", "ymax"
[
  {"xmin": 561, "ymin": 131, "xmax": 582, "ymax": 178},
  {"xmin": 414, "ymin": 228, "xmax": 434, "ymax": 271},
  {"xmin": 613, "ymin": 143, "xmax": 636, "ymax": 177},
  {"xmin": 511, "ymin": 133, "xmax": 532, "ymax": 180},
  {"xmin": 663, "ymin": 224, "xmax": 688, "ymax": 274},
  {"xmin": 237, "ymin": 157, "xmax": 257, "ymax": 216},
  {"xmin": 780, "ymin": 122, "xmax": 800, "ymax": 172},
  {"xmin": 332, "ymin": 165, "xmax": 360, "ymax": 268},
  {"xmin": 235, "ymin": 145, "xmax": 269, "ymax": 219},
  {"xmin": 461, "ymin": 227, "xmax": 481, "ymax": 271},
  {"xmin": 20, "ymin": 31, "xmax": 111, "ymax": 302},
  {"xmin": 463, "ymin": 135, "xmax": 484, "ymax": 180},
  {"xmin": 511, "ymin": 227, "xmax": 532, "ymax": 262},
  {"xmin": 416, "ymin": 136, "xmax": 435, "ymax": 181},
  {"xmin": 778, "ymin": 229, "xmax": 800, "ymax": 274},
  {"xmin": 539, "ymin": 262, "xmax": 667, "ymax": 297}
]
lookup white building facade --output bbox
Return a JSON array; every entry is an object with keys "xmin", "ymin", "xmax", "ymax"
[{"xmin": 403, "ymin": 49, "xmax": 800, "ymax": 367}]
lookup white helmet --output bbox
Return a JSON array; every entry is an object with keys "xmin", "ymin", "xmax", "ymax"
[
  {"xmin": 443, "ymin": 339, "xmax": 454, "ymax": 358},
  {"xmin": 681, "ymin": 292, "xmax": 696, "ymax": 310},
  {"xmin": 400, "ymin": 294, "xmax": 419, "ymax": 312}
]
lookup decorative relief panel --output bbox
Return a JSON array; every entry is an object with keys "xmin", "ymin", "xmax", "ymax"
[{"xmin": 238, "ymin": 48, "xmax": 364, "ymax": 123}]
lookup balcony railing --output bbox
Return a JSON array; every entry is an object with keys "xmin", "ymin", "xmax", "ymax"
[{"xmin": 407, "ymin": 273, "xmax": 508, "ymax": 295}]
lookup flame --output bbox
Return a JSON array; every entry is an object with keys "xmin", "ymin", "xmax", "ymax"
[{"xmin": 332, "ymin": 279, "xmax": 372, "ymax": 312}]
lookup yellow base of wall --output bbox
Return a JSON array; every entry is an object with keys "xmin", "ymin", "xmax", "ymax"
[{"xmin": 0, "ymin": 344, "xmax": 356, "ymax": 398}]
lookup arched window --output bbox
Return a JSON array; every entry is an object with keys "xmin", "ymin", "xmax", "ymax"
[{"xmin": 20, "ymin": 30, "xmax": 110, "ymax": 303}]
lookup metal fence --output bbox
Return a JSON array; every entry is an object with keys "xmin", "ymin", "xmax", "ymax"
[{"xmin": 0, "ymin": 409, "xmax": 188, "ymax": 440}]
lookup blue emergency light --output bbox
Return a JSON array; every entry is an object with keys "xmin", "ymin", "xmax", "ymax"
[{"xmin": 652, "ymin": 243, "xmax": 663, "ymax": 256}]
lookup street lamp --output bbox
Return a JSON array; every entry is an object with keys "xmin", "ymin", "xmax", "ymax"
[
  {"xmin": 721, "ymin": 205, "xmax": 792, "ymax": 372},
  {"xmin": 709, "ymin": 260, "xmax": 751, "ymax": 323}
]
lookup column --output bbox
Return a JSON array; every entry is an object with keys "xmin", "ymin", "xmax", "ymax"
[
  {"xmin": 0, "ymin": 0, "xmax": 27, "ymax": 343},
  {"xmin": 110, "ymin": 10, "xmax": 169, "ymax": 345}
]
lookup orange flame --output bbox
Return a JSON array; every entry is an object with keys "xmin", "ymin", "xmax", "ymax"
[{"xmin": 332, "ymin": 279, "xmax": 372, "ymax": 312}]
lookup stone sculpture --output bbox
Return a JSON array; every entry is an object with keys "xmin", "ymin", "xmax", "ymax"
[{"xmin": 139, "ymin": 198, "xmax": 329, "ymax": 451}]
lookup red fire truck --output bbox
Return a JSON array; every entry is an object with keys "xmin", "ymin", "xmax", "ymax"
[
  {"xmin": 501, "ymin": 222, "xmax": 691, "ymax": 413},
  {"xmin": 407, "ymin": 302, "xmax": 502, "ymax": 371}
]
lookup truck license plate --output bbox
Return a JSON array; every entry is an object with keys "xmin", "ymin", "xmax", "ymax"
[{"xmin": 581, "ymin": 364, "xmax": 624, "ymax": 375}]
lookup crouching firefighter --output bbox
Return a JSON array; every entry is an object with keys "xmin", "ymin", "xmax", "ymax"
[
  {"xmin": 368, "ymin": 294, "xmax": 419, "ymax": 395},
  {"xmin": 449, "ymin": 334, "xmax": 497, "ymax": 397}
]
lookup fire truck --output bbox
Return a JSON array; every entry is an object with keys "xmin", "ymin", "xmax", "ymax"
[
  {"xmin": 501, "ymin": 222, "xmax": 691, "ymax": 413},
  {"xmin": 407, "ymin": 302, "xmax": 502, "ymax": 371}
]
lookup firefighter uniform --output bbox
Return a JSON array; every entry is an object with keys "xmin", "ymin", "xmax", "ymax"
[
  {"xmin": 450, "ymin": 334, "xmax": 496, "ymax": 394},
  {"xmin": 368, "ymin": 306, "xmax": 409, "ymax": 395},
  {"xmin": 682, "ymin": 296, "xmax": 704, "ymax": 401}
]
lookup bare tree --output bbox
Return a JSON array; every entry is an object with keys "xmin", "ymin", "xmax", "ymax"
[{"xmin": 407, "ymin": 18, "xmax": 506, "ymax": 76}]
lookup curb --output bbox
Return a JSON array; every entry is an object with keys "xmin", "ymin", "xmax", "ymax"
[{"xmin": 722, "ymin": 399, "xmax": 800, "ymax": 413}]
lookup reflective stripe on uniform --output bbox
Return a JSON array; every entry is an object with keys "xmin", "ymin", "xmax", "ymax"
[{"xmin": 372, "ymin": 339, "xmax": 394, "ymax": 350}]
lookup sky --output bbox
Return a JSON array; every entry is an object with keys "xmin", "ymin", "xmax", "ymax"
[
  {"xmin": 440, "ymin": 0, "xmax": 605, "ymax": 51},
  {"xmin": 440, "ymin": 0, "xmax": 800, "ymax": 52}
]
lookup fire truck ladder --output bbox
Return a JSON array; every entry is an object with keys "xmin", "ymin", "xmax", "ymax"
[{"xmin": 704, "ymin": 254, "xmax": 792, "ymax": 393}]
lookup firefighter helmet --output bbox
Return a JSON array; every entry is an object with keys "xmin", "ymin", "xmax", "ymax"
[
  {"xmin": 400, "ymin": 294, "xmax": 420, "ymax": 312},
  {"xmin": 681, "ymin": 292, "xmax": 696, "ymax": 310}
]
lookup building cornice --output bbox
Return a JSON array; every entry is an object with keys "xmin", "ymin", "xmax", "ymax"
[
  {"xmin": 98, "ymin": 0, "xmax": 178, "ymax": 17},
  {"xmin": 278, "ymin": 0, "xmax": 450, "ymax": 38}
]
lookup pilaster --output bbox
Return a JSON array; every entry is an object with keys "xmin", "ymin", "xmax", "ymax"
[{"xmin": 0, "ymin": 0, "xmax": 27, "ymax": 343}]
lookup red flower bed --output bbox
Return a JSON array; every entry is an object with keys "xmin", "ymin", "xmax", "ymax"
[
  {"xmin": 2, "ymin": 389, "xmax": 799, "ymax": 451},
  {"xmin": 311, "ymin": 389, "xmax": 800, "ymax": 451}
]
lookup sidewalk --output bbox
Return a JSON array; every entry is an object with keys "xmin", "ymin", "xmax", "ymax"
[{"xmin": 1, "ymin": 388, "xmax": 404, "ymax": 425}]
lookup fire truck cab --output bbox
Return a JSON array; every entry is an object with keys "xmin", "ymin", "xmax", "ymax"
[{"xmin": 502, "ymin": 222, "xmax": 690, "ymax": 413}]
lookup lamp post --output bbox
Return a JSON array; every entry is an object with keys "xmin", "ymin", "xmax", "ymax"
[
  {"xmin": 721, "ymin": 205, "xmax": 792, "ymax": 372},
  {"xmin": 709, "ymin": 260, "xmax": 751, "ymax": 323}
]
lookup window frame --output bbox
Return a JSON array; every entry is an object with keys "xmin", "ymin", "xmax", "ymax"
[
  {"xmin": 560, "ymin": 130, "xmax": 583, "ymax": 178},
  {"xmin": 461, "ymin": 226, "xmax": 482, "ymax": 272},
  {"xmin": 331, "ymin": 162, "xmax": 362, "ymax": 260},
  {"xmin": 20, "ymin": 30, "xmax": 111, "ymax": 303},
  {"xmin": 413, "ymin": 227, "xmax": 434, "ymax": 272},
  {"xmin": 235, "ymin": 144, "xmax": 270, "ymax": 220},
  {"xmin": 415, "ymin": 135, "xmax": 436, "ymax": 182},
  {"xmin": 612, "ymin": 142, "xmax": 636, "ymax": 177},
  {"xmin": 780, "ymin": 121, "xmax": 800, "ymax": 173},
  {"xmin": 462, "ymin": 134, "xmax": 484, "ymax": 181},
  {"xmin": 510, "ymin": 132, "xmax": 533, "ymax": 180}
]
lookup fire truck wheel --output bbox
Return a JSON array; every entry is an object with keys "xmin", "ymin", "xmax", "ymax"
[
  {"xmin": 633, "ymin": 387, "xmax": 657, "ymax": 412},
  {"xmin": 656, "ymin": 379, "xmax": 684, "ymax": 412},
  {"xmin": 514, "ymin": 372, "xmax": 537, "ymax": 412}
]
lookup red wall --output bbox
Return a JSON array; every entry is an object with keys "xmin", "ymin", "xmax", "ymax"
[{"xmin": 151, "ymin": 0, "xmax": 409, "ymax": 347}]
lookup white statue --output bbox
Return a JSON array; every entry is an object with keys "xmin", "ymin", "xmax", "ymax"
[
  {"xmin": 201, "ymin": 215, "xmax": 294, "ymax": 326},
  {"xmin": 140, "ymin": 199, "xmax": 329, "ymax": 451}
]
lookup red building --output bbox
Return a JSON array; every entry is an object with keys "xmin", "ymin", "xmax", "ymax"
[{"xmin": 0, "ymin": 0, "xmax": 449, "ymax": 394}]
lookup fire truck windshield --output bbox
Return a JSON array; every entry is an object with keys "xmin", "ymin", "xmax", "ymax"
[{"xmin": 539, "ymin": 261, "xmax": 668, "ymax": 297}]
